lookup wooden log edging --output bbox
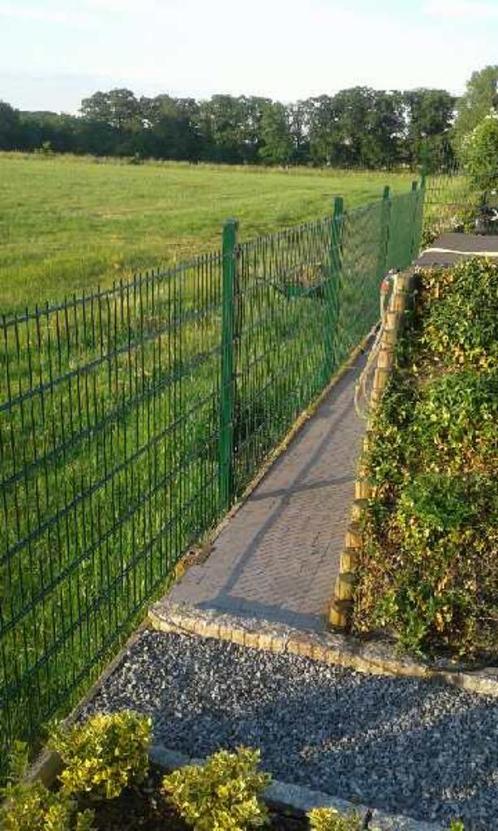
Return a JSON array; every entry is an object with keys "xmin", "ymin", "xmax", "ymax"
[{"xmin": 329, "ymin": 271, "xmax": 415, "ymax": 630}]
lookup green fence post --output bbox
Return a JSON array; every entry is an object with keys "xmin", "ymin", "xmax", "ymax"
[
  {"xmin": 376, "ymin": 185, "xmax": 391, "ymax": 281},
  {"xmin": 409, "ymin": 180, "xmax": 421, "ymax": 261},
  {"xmin": 219, "ymin": 218, "xmax": 238, "ymax": 511},
  {"xmin": 419, "ymin": 174, "xmax": 427, "ymax": 252},
  {"xmin": 324, "ymin": 195, "xmax": 344, "ymax": 379}
]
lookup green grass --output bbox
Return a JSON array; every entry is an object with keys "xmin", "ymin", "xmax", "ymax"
[{"xmin": 0, "ymin": 153, "xmax": 413, "ymax": 314}]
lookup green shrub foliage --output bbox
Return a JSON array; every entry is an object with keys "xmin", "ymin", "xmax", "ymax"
[
  {"xmin": 354, "ymin": 258, "xmax": 498, "ymax": 657},
  {"xmin": 420, "ymin": 258, "xmax": 498, "ymax": 370},
  {"xmin": 49, "ymin": 711, "xmax": 151, "ymax": 800},
  {"xmin": 462, "ymin": 113, "xmax": 498, "ymax": 191},
  {"xmin": 307, "ymin": 807, "xmax": 363, "ymax": 831},
  {"xmin": 0, "ymin": 741, "xmax": 94, "ymax": 831},
  {"xmin": 307, "ymin": 807, "xmax": 464, "ymax": 831},
  {"xmin": 163, "ymin": 747, "xmax": 271, "ymax": 831}
]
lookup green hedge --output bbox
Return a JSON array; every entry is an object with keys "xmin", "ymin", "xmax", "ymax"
[{"xmin": 353, "ymin": 258, "xmax": 498, "ymax": 658}]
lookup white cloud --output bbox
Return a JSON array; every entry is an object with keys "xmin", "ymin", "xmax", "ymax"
[
  {"xmin": 424, "ymin": 0, "xmax": 498, "ymax": 20},
  {"xmin": 84, "ymin": 0, "xmax": 160, "ymax": 13},
  {"xmin": 0, "ymin": 2, "xmax": 93, "ymax": 26}
]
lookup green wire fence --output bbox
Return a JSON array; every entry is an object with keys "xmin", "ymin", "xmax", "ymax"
[
  {"xmin": 0, "ymin": 180, "xmax": 425, "ymax": 772},
  {"xmin": 423, "ymin": 165, "xmax": 494, "ymax": 237}
]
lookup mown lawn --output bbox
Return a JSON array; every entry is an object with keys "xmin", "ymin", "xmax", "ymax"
[{"xmin": 0, "ymin": 153, "xmax": 413, "ymax": 313}]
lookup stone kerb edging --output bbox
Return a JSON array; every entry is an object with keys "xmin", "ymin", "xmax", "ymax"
[
  {"xmin": 328, "ymin": 271, "xmax": 414, "ymax": 631},
  {"xmin": 150, "ymin": 744, "xmax": 441, "ymax": 831},
  {"xmin": 148, "ymin": 599, "xmax": 498, "ymax": 697},
  {"xmin": 28, "ymin": 596, "xmax": 498, "ymax": 791}
]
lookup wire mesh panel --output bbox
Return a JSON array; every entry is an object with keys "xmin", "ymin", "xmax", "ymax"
[
  {"xmin": 337, "ymin": 200, "xmax": 384, "ymax": 361},
  {"xmin": 0, "ymin": 256, "xmax": 223, "ymax": 762},
  {"xmin": 0, "ymin": 181, "xmax": 425, "ymax": 772},
  {"xmin": 387, "ymin": 190, "xmax": 421, "ymax": 271},
  {"xmin": 424, "ymin": 170, "xmax": 479, "ymax": 235},
  {"xmin": 234, "ymin": 218, "xmax": 333, "ymax": 491}
]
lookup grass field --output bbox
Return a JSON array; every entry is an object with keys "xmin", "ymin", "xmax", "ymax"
[{"xmin": 0, "ymin": 153, "xmax": 414, "ymax": 314}]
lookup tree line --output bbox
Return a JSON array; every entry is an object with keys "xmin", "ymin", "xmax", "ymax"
[{"xmin": 1, "ymin": 66, "xmax": 497, "ymax": 169}]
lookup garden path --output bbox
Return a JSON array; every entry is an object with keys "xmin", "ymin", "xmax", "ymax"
[
  {"xmin": 166, "ymin": 348, "xmax": 368, "ymax": 633},
  {"xmin": 417, "ymin": 231, "xmax": 498, "ymax": 266},
  {"xmin": 162, "ymin": 233, "xmax": 498, "ymax": 635}
]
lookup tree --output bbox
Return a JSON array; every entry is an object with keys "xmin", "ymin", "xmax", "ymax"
[
  {"xmin": 240, "ymin": 96, "xmax": 272, "ymax": 163},
  {"xmin": 288, "ymin": 101, "xmax": 310, "ymax": 163},
  {"xmin": 198, "ymin": 95, "xmax": 246, "ymax": 162},
  {"xmin": 362, "ymin": 90, "xmax": 405, "ymax": 168},
  {"xmin": 140, "ymin": 95, "xmax": 202, "ymax": 160},
  {"xmin": 461, "ymin": 113, "xmax": 498, "ymax": 190},
  {"xmin": 332, "ymin": 87, "xmax": 375, "ymax": 166},
  {"xmin": 454, "ymin": 66, "xmax": 498, "ymax": 149},
  {"xmin": 258, "ymin": 102, "xmax": 293, "ymax": 165},
  {"xmin": 80, "ymin": 88, "xmax": 142, "ymax": 131},
  {"xmin": 403, "ymin": 88, "xmax": 456, "ymax": 169},
  {"xmin": 16, "ymin": 111, "xmax": 80, "ymax": 153},
  {"xmin": 0, "ymin": 77, "xmax": 479, "ymax": 168},
  {"xmin": 305, "ymin": 88, "xmax": 405, "ymax": 168},
  {"xmin": 198, "ymin": 95, "xmax": 270, "ymax": 163},
  {"xmin": 307, "ymin": 95, "xmax": 343, "ymax": 166},
  {"xmin": 0, "ymin": 101, "xmax": 21, "ymax": 149}
]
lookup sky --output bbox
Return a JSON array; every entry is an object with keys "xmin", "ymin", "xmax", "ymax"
[{"xmin": 0, "ymin": 0, "xmax": 497, "ymax": 113}]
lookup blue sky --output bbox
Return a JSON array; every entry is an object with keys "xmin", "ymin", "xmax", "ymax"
[{"xmin": 1, "ymin": 0, "xmax": 497, "ymax": 112}]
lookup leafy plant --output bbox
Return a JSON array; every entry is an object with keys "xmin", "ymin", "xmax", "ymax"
[
  {"xmin": 49, "ymin": 711, "xmax": 151, "ymax": 800},
  {"xmin": 163, "ymin": 747, "xmax": 271, "ymax": 831},
  {"xmin": 462, "ymin": 112, "xmax": 498, "ymax": 191},
  {"xmin": 408, "ymin": 371, "xmax": 498, "ymax": 476},
  {"xmin": 0, "ymin": 741, "xmax": 94, "ymax": 831},
  {"xmin": 373, "ymin": 473, "xmax": 498, "ymax": 653},
  {"xmin": 353, "ymin": 258, "xmax": 498, "ymax": 658},
  {"xmin": 421, "ymin": 259, "xmax": 498, "ymax": 370},
  {"xmin": 307, "ymin": 806, "xmax": 363, "ymax": 831},
  {"xmin": 308, "ymin": 807, "xmax": 464, "ymax": 831}
]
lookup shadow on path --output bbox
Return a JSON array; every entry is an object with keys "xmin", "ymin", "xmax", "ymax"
[{"xmin": 169, "ymin": 350, "xmax": 368, "ymax": 631}]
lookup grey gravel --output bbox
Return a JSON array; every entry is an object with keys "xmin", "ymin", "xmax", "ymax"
[{"xmin": 82, "ymin": 630, "xmax": 498, "ymax": 830}]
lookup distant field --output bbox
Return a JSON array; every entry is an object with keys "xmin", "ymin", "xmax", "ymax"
[{"xmin": 0, "ymin": 153, "xmax": 414, "ymax": 313}]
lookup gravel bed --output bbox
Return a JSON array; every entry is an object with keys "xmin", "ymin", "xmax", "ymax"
[{"xmin": 82, "ymin": 629, "xmax": 498, "ymax": 829}]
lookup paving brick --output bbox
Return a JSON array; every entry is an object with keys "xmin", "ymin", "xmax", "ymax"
[{"xmin": 168, "ymin": 351, "xmax": 368, "ymax": 632}]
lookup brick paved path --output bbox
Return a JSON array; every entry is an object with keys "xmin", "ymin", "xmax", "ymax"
[
  {"xmin": 168, "ymin": 349, "xmax": 368, "ymax": 633},
  {"xmin": 417, "ymin": 232, "xmax": 498, "ymax": 267}
]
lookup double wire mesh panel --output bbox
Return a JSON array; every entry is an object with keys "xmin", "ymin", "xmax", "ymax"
[
  {"xmin": 0, "ymin": 259, "xmax": 224, "ymax": 766},
  {"xmin": 424, "ymin": 168, "xmax": 481, "ymax": 235},
  {"xmin": 0, "ymin": 182, "xmax": 424, "ymax": 772}
]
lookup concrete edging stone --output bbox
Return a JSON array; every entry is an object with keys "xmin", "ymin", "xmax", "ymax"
[
  {"xmin": 148, "ymin": 600, "xmax": 498, "ymax": 697},
  {"xmin": 150, "ymin": 743, "xmax": 442, "ymax": 831}
]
